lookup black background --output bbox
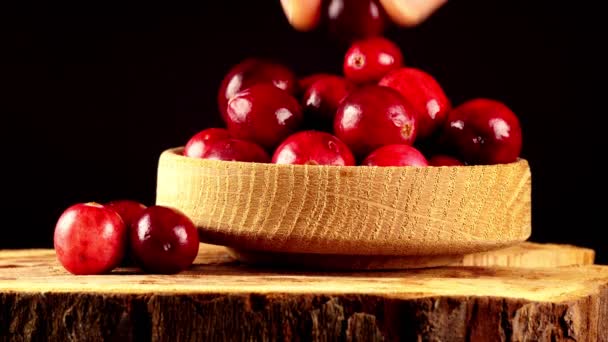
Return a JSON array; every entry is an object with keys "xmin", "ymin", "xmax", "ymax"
[{"xmin": 1, "ymin": 1, "xmax": 606, "ymax": 263}]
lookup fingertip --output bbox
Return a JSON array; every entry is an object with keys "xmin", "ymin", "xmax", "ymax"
[
  {"xmin": 281, "ymin": 0, "xmax": 322, "ymax": 32},
  {"xmin": 379, "ymin": 0, "xmax": 447, "ymax": 27}
]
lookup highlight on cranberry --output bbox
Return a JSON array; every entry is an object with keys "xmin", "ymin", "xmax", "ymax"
[
  {"xmin": 185, "ymin": 38, "xmax": 523, "ymax": 168},
  {"xmin": 334, "ymin": 85, "xmax": 417, "ymax": 158},
  {"xmin": 184, "ymin": 128, "xmax": 231, "ymax": 158},
  {"xmin": 54, "ymin": 202, "xmax": 127, "ymax": 275},
  {"xmin": 272, "ymin": 130, "xmax": 356, "ymax": 166},
  {"xmin": 130, "ymin": 206, "xmax": 200, "ymax": 274},
  {"xmin": 344, "ymin": 37, "xmax": 403, "ymax": 84},
  {"xmin": 217, "ymin": 58, "xmax": 297, "ymax": 122}
]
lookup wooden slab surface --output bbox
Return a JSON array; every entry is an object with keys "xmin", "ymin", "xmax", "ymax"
[{"xmin": 0, "ymin": 243, "xmax": 606, "ymax": 341}]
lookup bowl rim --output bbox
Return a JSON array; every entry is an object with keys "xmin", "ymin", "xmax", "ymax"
[{"xmin": 162, "ymin": 146, "xmax": 529, "ymax": 170}]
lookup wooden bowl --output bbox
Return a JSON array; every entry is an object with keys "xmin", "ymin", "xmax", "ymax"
[{"xmin": 156, "ymin": 147, "xmax": 531, "ymax": 269}]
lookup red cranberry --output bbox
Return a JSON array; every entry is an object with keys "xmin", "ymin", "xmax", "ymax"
[
  {"xmin": 130, "ymin": 206, "xmax": 199, "ymax": 274},
  {"xmin": 218, "ymin": 58, "xmax": 297, "ymax": 122},
  {"xmin": 106, "ymin": 200, "xmax": 147, "ymax": 228},
  {"xmin": 54, "ymin": 202, "xmax": 126, "ymax": 275},
  {"xmin": 442, "ymin": 99, "xmax": 522, "ymax": 165},
  {"xmin": 428, "ymin": 155, "xmax": 464, "ymax": 166},
  {"xmin": 272, "ymin": 130, "xmax": 356, "ymax": 166},
  {"xmin": 379, "ymin": 68, "xmax": 451, "ymax": 139},
  {"xmin": 298, "ymin": 73, "xmax": 334, "ymax": 94},
  {"xmin": 202, "ymin": 138, "xmax": 270, "ymax": 163},
  {"xmin": 106, "ymin": 199, "xmax": 147, "ymax": 266},
  {"xmin": 344, "ymin": 37, "xmax": 403, "ymax": 84},
  {"xmin": 184, "ymin": 128, "xmax": 231, "ymax": 158},
  {"xmin": 303, "ymin": 75, "xmax": 353, "ymax": 129},
  {"xmin": 334, "ymin": 85, "xmax": 417, "ymax": 158},
  {"xmin": 322, "ymin": 0, "xmax": 389, "ymax": 43},
  {"xmin": 362, "ymin": 144, "xmax": 428, "ymax": 166},
  {"xmin": 226, "ymin": 84, "xmax": 303, "ymax": 150}
]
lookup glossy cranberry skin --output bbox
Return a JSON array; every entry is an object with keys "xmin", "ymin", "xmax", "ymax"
[
  {"xmin": 272, "ymin": 130, "xmax": 356, "ymax": 166},
  {"xmin": 362, "ymin": 144, "xmax": 428, "ymax": 166},
  {"xmin": 106, "ymin": 200, "xmax": 147, "ymax": 228},
  {"xmin": 184, "ymin": 128, "xmax": 231, "ymax": 158},
  {"xmin": 322, "ymin": 0, "xmax": 389, "ymax": 43},
  {"xmin": 106, "ymin": 199, "xmax": 147, "ymax": 266},
  {"xmin": 443, "ymin": 99, "xmax": 522, "ymax": 165},
  {"xmin": 218, "ymin": 58, "xmax": 297, "ymax": 122},
  {"xmin": 226, "ymin": 84, "xmax": 303, "ymax": 150},
  {"xmin": 130, "ymin": 206, "xmax": 199, "ymax": 274},
  {"xmin": 202, "ymin": 138, "xmax": 270, "ymax": 163},
  {"xmin": 379, "ymin": 68, "xmax": 451, "ymax": 139},
  {"xmin": 303, "ymin": 76, "xmax": 353, "ymax": 129},
  {"xmin": 344, "ymin": 37, "xmax": 403, "ymax": 84},
  {"xmin": 428, "ymin": 155, "xmax": 464, "ymax": 166},
  {"xmin": 54, "ymin": 203, "xmax": 126, "ymax": 275},
  {"xmin": 334, "ymin": 85, "xmax": 418, "ymax": 158}
]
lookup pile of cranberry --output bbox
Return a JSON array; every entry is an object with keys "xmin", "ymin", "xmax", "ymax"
[
  {"xmin": 185, "ymin": 37, "xmax": 522, "ymax": 167},
  {"xmin": 54, "ymin": 201, "xmax": 199, "ymax": 275}
]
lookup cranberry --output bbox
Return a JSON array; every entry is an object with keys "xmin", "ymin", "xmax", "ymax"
[
  {"xmin": 428, "ymin": 155, "xmax": 464, "ymax": 166},
  {"xmin": 379, "ymin": 68, "xmax": 451, "ymax": 139},
  {"xmin": 130, "ymin": 206, "xmax": 199, "ymax": 274},
  {"xmin": 226, "ymin": 84, "xmax": 303, "ymax": 150},
  {"xmin": 334, "ymin": 85, "xmax": 417, "ymax": 158},
  {"xmin": 106, "ymin": 199, "xmax": 147, "ymax": 266},
  {"xmin": 321, "ymin": 0, "xmax": 389, "ymax": 43},
  {"xmin": 202, "ymin": 138, "xmax": 270, "ymax": 163},
  {"xmin": 298, "ymin": 73, "xmax": 334, "ymax": 94},
  {"xmin": 272, "ymin": 130, "xmax": 356, "ymax": 166},
  {"xmin": 442, "ymin": 98, "xmax": 522, "ymax": 165},
  {"xmin": 54, "ymin": 202, "xmax": 126, "ymax": 275},
  {"xmin": 183, "ymin": 128, "xmax": 231, "ymax": 158},
  {"xmin": 344, "ymin": 37, "xmax": 403, "ymax": 84},
  {"xmin": 302, "ymin": 75, "xmax": 353, "ymax": 130},
  {"xmin": 217, "ymin": 58, "xmax": 297, "ymax": 122},
  {"xmin": 362, "ymin": 144, "xmax": 428, "ymax": 166}
]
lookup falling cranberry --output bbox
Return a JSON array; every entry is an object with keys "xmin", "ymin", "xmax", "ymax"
[
  {"xmin": 226, "ymin": 84, "xmax": 303, "ymax": 150},
  {"xmin": 334, "ymin": 85, "xmax": 418, "ymax": 158},
  {"xmin": 202, "ymin": 138, "xmax": 270, "ymax": 163},
  {"xmin": 321, "ymin": 0, "xmax": 389, "ymax": 43},
  {"xmin": 379, "ymin": 68, "xmax": 451, "ymax": 139},
  {"xmin": 272, "ymin": 130, "xmax": 356, "ymax": 166},
  {"xmin": 428, "ymin": 155, "xmax": 464, "ymax": 166},
  {"xmin": 130, "ymin": 206, "xmax": 200, "ymax": 274},
  {"xmin": 442, "ymin": 98, "xmax": 522, "ymax": 165},
  {"xmin": 344, "ymin": 37, "xmax": 403, "ymax": 84},
  {"xmin": 184, "ymin": 128, "xmax": 231, "ymax": 158},
  {"xmin": 54, "ymin": 202, "xmax": 126, "ymax": 275},
  {"xmin": 362, "ymin": 144, "xmax": 428, "ymax": 166},
  {"xmin": 217, "ymin": 58, "xmax": 297, "ymax": 122},
  {"xmin": 302, "ymin": 75, "xmax": 353, "ymax": 130}
]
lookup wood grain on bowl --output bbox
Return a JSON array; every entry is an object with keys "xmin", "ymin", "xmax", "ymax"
[{"xmin": 156, "ymin": 147, "xmax": 531, "ymax": 267}]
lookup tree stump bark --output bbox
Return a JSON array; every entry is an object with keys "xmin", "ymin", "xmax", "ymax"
[{"xmin": 0, "ymin": 243, "xmax": 606, "ymax": 341}]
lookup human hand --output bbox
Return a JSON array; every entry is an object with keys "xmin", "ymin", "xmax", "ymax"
[{"xmin": 280, "ymin": 0, "xmax": 447, "ymax": 32}]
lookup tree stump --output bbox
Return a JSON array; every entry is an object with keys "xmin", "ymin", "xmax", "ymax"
[{"xmin": 0, "ymin": 243, "xmax": 606, "ymax": 341}]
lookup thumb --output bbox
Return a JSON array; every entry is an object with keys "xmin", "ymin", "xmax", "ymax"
[
  {"xmin": 281, "ymin": 0, "xmax": 322, "ymax": 32},
  {"xmin": 379, "ymin": 0, "xmax": 447, "ymax": 27}
]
